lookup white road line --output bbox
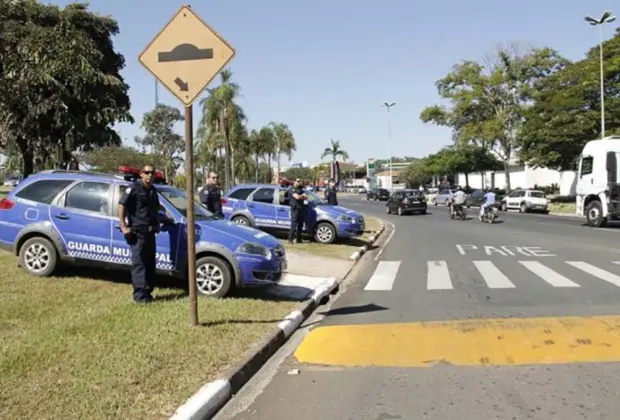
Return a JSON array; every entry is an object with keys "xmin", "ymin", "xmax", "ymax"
[
  {"xmin": 612, "ymin": 261, "xmax": 620, "ymax": 266},
  {"xmin": 364, "ymin": 261, "xmax": 400, "ymax": 291},
  {"xmin": 519, "ymin": 261, "xmax": 580, "ymax": 288},
  {"xmin": 472, "ymin": 261, "xmax": 515, "ymax": 288},
  {"xmin": 566, "ymin": 261, "xmax": 620, "ymax": 287},
  {"xmin": 374, "ymin": 220, "xmax": 395, "ymax": 260},
  {"xmin": 427, "ymin": 261, "xmax": 453, "ymax": 290}
]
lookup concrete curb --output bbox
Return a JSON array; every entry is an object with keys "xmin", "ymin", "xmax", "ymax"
[
  {"xmin": 169, "ymin": 278, "xmax": 338, "ymax": 420},
  {"xmin": 349, "ymin": 220, "xmax": 386, "ymax": 261}
]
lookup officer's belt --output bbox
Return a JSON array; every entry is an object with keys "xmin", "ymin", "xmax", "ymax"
[{"xmin": 131, "ymin": 225, "xmax": 157, "ymax": 233}]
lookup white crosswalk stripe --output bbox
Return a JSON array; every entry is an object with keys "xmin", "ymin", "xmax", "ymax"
[
  {"xmin": 362, "ymin": 259, "xmax": 620, "ymax": 292},
  {"xmin": 519, "ymin": 261, "xmax": 580, "ymax": 288},
  {"xmin": 364, "ymin": 261, "xmax": 400, "ymax": 291},
  {"xmin": 566, "ymin": 261, "xmax": 620, "ymax": 287},
  {"xmin": 473, "ymin": 260, "xmax": 515, "ymax": 288},
  {"xmin": 427, "ymin": 261, "xmax": 453, "ymax": 290}
]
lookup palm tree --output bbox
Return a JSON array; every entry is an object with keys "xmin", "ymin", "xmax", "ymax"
[
  {"xmin": 248, "ymin": 127, "xmax": 275, "ymax": 182},
  {"xmin": 199, "ymin": 69, "xmax": 245, "ymax": 189},
  {"xmin": 269, "ymin": 122, "xmax": 296, "ymax": 179},
  {"xmin": 321, "ymin": 139, "xmax": 349, "ymax": 163}
]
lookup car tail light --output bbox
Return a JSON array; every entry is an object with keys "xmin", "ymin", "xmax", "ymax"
[
  {"xmin": 0, "ymin": 198, "xmax": 15, "ymax": 210},
  {"xmin": 221, "ymin": 198, "xmax": 228, "ymax": 205}
]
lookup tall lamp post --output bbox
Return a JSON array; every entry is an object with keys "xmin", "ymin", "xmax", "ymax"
[
  {"xmin": 585, "ymin": 11, "xmax": 616, "ymax": 139},
  {"xmin": 382, "ymin": 101, "xmax": 395, "ymax": 190}
]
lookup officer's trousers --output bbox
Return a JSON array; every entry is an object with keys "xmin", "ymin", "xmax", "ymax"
[
  {"xmin": 288, "ymin": 209, "xmax": 305, "ymax": 243},
  {"xmin": 130, "ymin": 231, "xmax": 156, "ymax": 301}
]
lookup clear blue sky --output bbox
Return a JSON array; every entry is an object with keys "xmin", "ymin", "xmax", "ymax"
[{"xmin": 55, "ymin": 0, "xmax": 616, "ymax": 165}]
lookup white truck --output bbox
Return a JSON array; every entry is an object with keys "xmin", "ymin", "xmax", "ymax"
[{"xmin": 576, "ymin": 136, "xmax": 620, "ymax": 227}]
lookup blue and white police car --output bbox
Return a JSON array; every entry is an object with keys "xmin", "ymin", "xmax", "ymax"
[
  {"xmin": 221, "ymin": 183, "xmax": 365, "ymax": 244},
  {"xmin": 0, "ymin": 168, "xmax": 286, "ymax": 298}
]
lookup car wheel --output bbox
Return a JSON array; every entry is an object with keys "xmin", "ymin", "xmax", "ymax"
[
  {"xmin": 397, "ymin": 206, "xmax": 403, "ymax": 216},
  {"xmin": 314, "ymin": 222, "xmax": 336, "ymax": 244},
  {"xmin": 501, "ymin": 202, "xmax": 507, "ymax": 211},
  {"xmin": 19, "ymin": 236, "xmax": 58, "ymax": 277},
  {"xmin": 585, "ymin": 200, "xmax": 606, "ymax": 227},
  {"xmin": 231, "ymin": 215, "xmax": 250, "ymax": 226},
  {"xmin": 519, "ymin": 203, "xmax": 527, "ymax": 213},
  {"xmin": 420, "ymin": 210, "xmax": 426, "ymax": 215},
  {"xmin": 386, "ymin": 205, "xmax": 391, "ymax": 214},
  {"xmin": 195, "ymin": 255, "xmax": 233, "ymax": 298}
]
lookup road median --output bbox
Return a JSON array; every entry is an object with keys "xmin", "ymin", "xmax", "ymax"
[{"xmin": 282, "ymin": 215, "xmax": 383, "ymax": 260}]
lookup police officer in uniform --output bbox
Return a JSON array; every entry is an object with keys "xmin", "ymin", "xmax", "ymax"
[
  {"xmin": 288, "ymin": 178, "xmax": 308, "ymax": 244},
  {"xmin": 199, "ymin": 171, "xmax": 223, "ymax": 218},
  {"xmin": 118, "ymin": 164, "xmax": 160, "ymax": 303},
  {"xmin": 324, "ymin": 178, "xmax": 338, "ymax": 205}
]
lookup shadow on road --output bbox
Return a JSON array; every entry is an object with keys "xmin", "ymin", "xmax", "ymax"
[{"xmin": 318, "ymin": 303, "xmax": 389, "ymax": 317}]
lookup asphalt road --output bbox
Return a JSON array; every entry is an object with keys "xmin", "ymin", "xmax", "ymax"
[{"xmin": 215, "ymin": 195, "xmax": 620, "ymax": 420}]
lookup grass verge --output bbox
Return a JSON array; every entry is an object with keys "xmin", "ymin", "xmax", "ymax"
[
  {"xmin": 0, "ymin": 250, "xmax": 295, "ymax": 420},
  {"xmin": 282, "ymin": 215, "xmax": 382, "ymax": 259},
  {"xmin": 548, "ymin": 202, "xmax": 576, "ymax": 214}
]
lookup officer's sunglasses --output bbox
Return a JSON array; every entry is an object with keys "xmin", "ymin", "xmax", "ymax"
[{"xmin": 142, "ymin": 170, "xmax": 155, "ymax": 175}]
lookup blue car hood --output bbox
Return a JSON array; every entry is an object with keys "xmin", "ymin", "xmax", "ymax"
[
  {"xmin": 316, "ymin": 205, "xmax": 363, "ymax": 219},
  {"xmin": 196, "ymin": 219, "xmax": 281, "ymax": 248}
]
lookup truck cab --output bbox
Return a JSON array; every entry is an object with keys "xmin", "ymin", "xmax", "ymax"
[{"xmin": 576, "ymin": 136, "xmax": 620, "ymax": 227}]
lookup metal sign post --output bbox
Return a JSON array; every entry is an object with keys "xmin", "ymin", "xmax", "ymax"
[{"xmin": 139, "ymin": 4, "xmax": 236, "ymax": 326}]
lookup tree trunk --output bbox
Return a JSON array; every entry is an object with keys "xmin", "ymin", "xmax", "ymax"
[
  {"xmin": 19, "ymin": 143, "xmax": 34, "ymax": 179},
  {"xmin": 220, "ymin": 112, "xmax": 230, "ymax": 190},
  {"xmin": 267, "ymin": 153, "xmax": 272, "ymax": 183},
  {"xmin": 503, "ymin": 161, "xmax": 511, "ymax": 192},
  {"xmin": 254, "ymin": 155, "xmax": 259, "ymax": 182},
  {"xmin": 464, "ymin": 173, "xmax": 469, "ymax": 188}
]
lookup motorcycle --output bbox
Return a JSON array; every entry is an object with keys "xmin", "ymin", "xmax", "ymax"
[
  {"xmin": 450, "ymin": 203, "xmax": 467, "ymax": 220},
  {"xmin": 480, "ymin": 204, "xmax": 499, "ymax": 223}
]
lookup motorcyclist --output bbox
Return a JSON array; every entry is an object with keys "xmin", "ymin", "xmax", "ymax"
[
  {"xmin": 451, "ymin": 186, "xmax": 466, "ymax": 216},
  {"xmin": 479, "ymin": 187, "xmax": 496, "ymax": 221}
]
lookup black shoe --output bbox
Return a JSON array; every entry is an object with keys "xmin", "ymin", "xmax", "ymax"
[{"xmin": 134, "ymin": 295, "xmax": 153, "ymax": 304}]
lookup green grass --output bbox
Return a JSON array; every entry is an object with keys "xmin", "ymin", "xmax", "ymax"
[
  {"xmin": 0, "ymin": 251, "xmax": 295, "ymax": 419},
  {"xmin": 548, "ymin": 202, "xmax": 576, "ymax": 214},
  {"xmin": 282, "ymin": 215, "xmax": 382, "ymax": 259}
]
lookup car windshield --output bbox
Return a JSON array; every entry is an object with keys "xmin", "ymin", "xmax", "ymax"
[
  {"xmin": 305, "ymin": 190, "xmax": 327, "ymax": 204},
  {"xmin": 404, "ymin": 191, "xmax": 423, "ymax": 198},
  {"xmin": 530, "ymin": 191, "xmax": 545, "ymax": 198},
  {"xmin": 158, "ymin": 188, "xmax": 219, "ymax": 220}
]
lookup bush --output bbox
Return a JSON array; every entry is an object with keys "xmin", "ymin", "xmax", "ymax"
[{"xmin": 549, "ymin": 195, "xmax": 575, "ymax": 203}]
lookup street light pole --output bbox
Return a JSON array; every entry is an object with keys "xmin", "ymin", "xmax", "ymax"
[
  {"xmin": 585, "ymin": 11, "xmax": 616, "ymax": 139},
  {"xmin": 382, "ymin": 102, "xmax": 395, "ymax": 190}
]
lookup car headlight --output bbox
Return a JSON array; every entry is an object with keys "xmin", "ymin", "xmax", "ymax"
[
  {"xmin": 337, "ymin": 214, "xmax": 354, "ymax": 223},
  {"xmin": 236, "ymin": 242, "xmax": 271, "ymax": 259}
]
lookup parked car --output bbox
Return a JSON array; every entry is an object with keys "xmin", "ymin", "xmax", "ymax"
[
  {"xmin": 222, "ymin": 183, "xmax": 365, "ymax": 244},
  {"xmin": 434, "ymin": 188, "xmax": 455, "ymax": 206},
  {"xmin": 501, "ymin": 189, "xmax": 549, "ymax": 213},
  {"xmin": 366, "ymin": 188, "xmax": 390, "ymax": 201},
  {"xmin": 0, "ymin": 169, "xmax": 286, "ymax": 297},
  {"xmin": 385, "ymin": 189, "xmax": 427, "ymax": 216},
  {"xmin": 465, "ymin": 189, "xmax": 505, "ymax": 208}
]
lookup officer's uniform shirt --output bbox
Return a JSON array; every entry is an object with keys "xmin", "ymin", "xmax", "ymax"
[
  {"xmin": 200, "ymin": 185, "xmax": 222, "ymax": 216},
  {"xmin": 290, "ymin": 186, "xmax": 307, "ymax": 211},
  {"xmin": 324, "ymin": 187, "xmax": 338, "ymax": 205},
  {"xmin": 119, "ymin": 180, "xmax": 160, "ymax": 228}
]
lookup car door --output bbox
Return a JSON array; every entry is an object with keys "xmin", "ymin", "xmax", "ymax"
[
  {"xmin": 275, "ymin": 188, "xmax": 292, "ymax": 229},
  {"xmin": 109, "ymin": 184, "xmax": 180, "ymax": 272},
  {"xmin": 504, "ymin": 191, "xmax": 517, "ymax": 208},
  {"xmin": 389, "ymin": 192, "xmax": 401, "ymax": 212},
  {"xmin": 247, "ymin": 187, "xmax": 278, "ymax": 229},
  {"xmin": 49, "ymin": 180, "xmax": 113, "ymax": 263}
]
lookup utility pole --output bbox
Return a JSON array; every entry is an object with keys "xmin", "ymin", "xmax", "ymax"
[
  {"xmin": 382, "ymin": 102, "xmax": 395, "ymax": 190},
  {"xmin": 585, "ymin": 11, "xmax": 616, "ymax": 138}
]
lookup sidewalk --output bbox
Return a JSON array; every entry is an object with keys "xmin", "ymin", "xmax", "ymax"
[{"xmin": 263, "ymin": 251, "xmax": 354, "ymax": 300}]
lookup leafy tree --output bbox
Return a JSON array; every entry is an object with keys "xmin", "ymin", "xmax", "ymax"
[
  {"xmin": 284, "ymin": 167, "xmax": 313, "ymax": 181},
  {"xmin": 420, "ymin": 44, "xmax": 567, "ymax": 191},
  {"xmin": 403, "ymin": 162, "xmax": 431, "ymax": 188},
  {"xmin": 445, "ymin": 145, "xmax": 503, "ymax": 187},
  {"xmin": 82, "ymin": 146, "xmax": 163, "ymax": 173},
  {"xmin": 0, "ymin": 1, "xmax": 132, "ymax": 177},
  {"xmin": 135, "ymin": 104, "xmax": 184, "ymax": 180},
  {"xmin": 518, "ymin": 28, "xmax": 620, "ymax": 170}
]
